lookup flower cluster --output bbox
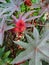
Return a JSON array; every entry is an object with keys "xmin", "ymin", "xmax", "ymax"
[{"xmin": 13, "ymin": 19, "xmax": 26, "ymax": 33}]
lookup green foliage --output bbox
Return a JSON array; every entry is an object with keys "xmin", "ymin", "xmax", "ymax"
[
  {"xmin": 20, "ymin": 3, "xmax": 25, "ymax": 12},
  {"xmin": 0, "ymin": 0, "xmax": 49, "ymax": 65},
  {"xmin": 0, "ymin": 47, "xmax": 12, "ymax": 65},
  {"xmin": 5, "ymin": 0, "xmax": 10, "ymax": 3},
  {"xmin": 31, "ymin": 0, "xmax": 40, "ymax": 4}
]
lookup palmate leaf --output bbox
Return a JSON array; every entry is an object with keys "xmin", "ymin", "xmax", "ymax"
[{"xmin": 11, "ymin": 26, "xmax": 49, "ymax": 65}]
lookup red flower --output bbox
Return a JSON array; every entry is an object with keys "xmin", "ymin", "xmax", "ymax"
[
  {"xmin": 24, "ymin": 0, "xmax": 32, "ymax": 6},
  {"xmin": 13, "ymin": 19, "xmax": 26, "ymax": 33}
]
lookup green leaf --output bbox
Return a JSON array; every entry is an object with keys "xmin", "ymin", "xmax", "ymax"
[
  {"xmin": 0, "ymin": 47, "xmax": 5, "ymax": 57},
  {"xmin": 4, "ymin": 58, "xmax": 12, "ymax": 63},
  {"xmin": 5, "ymin": 0, "xmax": 10, "ymax": 3},
  {"xmin": 20, "ymin": 3, "xmax": 25, "ymax": 12},
  {"xmin": 32, "ymin": 0, "xmax": 40, "ymax": 4},
  {"xmin": 3, "ymin": 51, "xmax": 10, "ymax": 59}
]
